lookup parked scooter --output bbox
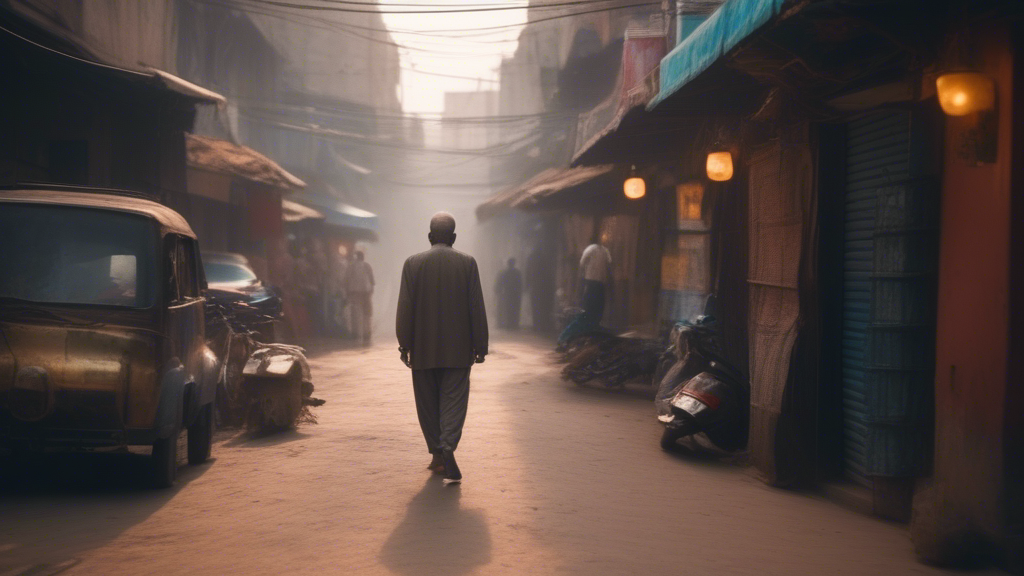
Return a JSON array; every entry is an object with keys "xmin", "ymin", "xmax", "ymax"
[
  {"xmin": 205, "ymin": 299, "xmax": 324, "ymax": 431},
  {"xmin": 655, "ymin": 316, "xmax": 748, "ymax": 452}
]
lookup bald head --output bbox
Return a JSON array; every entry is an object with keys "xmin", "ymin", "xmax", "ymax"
[{"xmin": 428, "ymin": 212, "xmax": 457, "ymax": 246}]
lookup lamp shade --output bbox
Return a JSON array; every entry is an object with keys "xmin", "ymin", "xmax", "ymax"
[
  {"xmin": 624, "ymin": 176, "xmax": 646, "ymax": 199},
  {"xmin": 936, "ymin": 72, "xmax": 995, "ymax": 116},
  {"xmin": 706, "ymin": 151, "xmax": 734, "ymax": 181}
]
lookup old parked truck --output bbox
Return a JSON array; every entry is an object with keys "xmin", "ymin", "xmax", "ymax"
[{"xmin": 0, "ymin": 185, "xmax": 218, "ymax": 487}]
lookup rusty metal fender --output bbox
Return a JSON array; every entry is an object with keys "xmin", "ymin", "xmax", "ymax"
[
  {"xmin": 198, "ymin": 345, "xmax": 219, "ymax": 407},
  {"xmin": 176, "ymin": 347, "xmax": 219, "ymax": 431}
]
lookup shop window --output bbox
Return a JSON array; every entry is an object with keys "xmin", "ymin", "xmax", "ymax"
[
  {"xmin": 661, "ymin": 233, "xmax": 710, "ymax": 292},
  {"xmin": 676, "ymin": 181, "xmax": 705, "ymax": 224}
]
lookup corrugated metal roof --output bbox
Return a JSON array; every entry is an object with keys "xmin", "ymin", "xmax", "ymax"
[
  {"xmin": 573, "ymin": 31, "xmax": 665, "ymax": 165},
  {"xmin": 288, "ymin": 191, "xmax": 378, "ymax": 232},
  {"xmin": 0, "ymin": 19, "xmax": 225, "ymax": 105},
  {"xmin": 147, "ymin": 68, "xmax": 226, "ymax": 105},
  {"xmin": 282, "ymin": 199, "xmax": 324, "ymax": 222},
  {"xmin": 649, "ymin": 0, "xmax": 789, "ymax": 110}
]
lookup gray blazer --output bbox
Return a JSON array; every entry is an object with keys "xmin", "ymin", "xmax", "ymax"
[{"xmin": 397, "ymin": 244, "xmax": 489, "ymax": 369}]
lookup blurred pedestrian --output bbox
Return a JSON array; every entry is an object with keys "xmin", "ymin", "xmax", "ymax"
[
  {"xmin": 495, "ymin": 257, "xmax": 522, "ymax": 329},
  {"xmin": 397, "ymin": 212, "xmax": 488, "ymax": 484},
  {"xmin": 346, "ymin": 250, "xmax": 374, "ymax": 346},
  {"xmin": 273, "ymin": 240, "xmax": 310, "ymax": 342},
  {"xmin": 311, "ymin": 240, "xmax": 329, "ymax": 332},
  {"xmin": 295, "ymin": 245, "xmax": 319, "ymax": 338},
  {"xmin": 328, "ymin": 247, "xmax": 350, "ymax": 337},
  {"xmin": 526, "ymin": 243, "xmax": 555, "ymax": 332}
]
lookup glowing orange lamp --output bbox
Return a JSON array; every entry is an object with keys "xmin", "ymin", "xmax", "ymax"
[
  {"xmin": 936, "ymin": 72, "xmax": 995, "ymax": 116},
  {"xmin": 706, "ymin": 151, "xmax": 734, "ymax": 182},
  {"xmin": 624, "ymin": 165, "xmax": 645, "ymax": 199}
]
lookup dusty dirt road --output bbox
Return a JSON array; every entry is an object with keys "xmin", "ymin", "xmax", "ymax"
[{"xmin": 0, "ymin": 335, "xmax": 993, "ymax": 575}]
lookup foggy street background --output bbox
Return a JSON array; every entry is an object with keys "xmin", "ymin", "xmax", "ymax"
[
  {"xmin": 2, "ymin": 0, "xmax": 1022, "ymax": 572},
  {"xmin": 0, "ymin": 335, "xmax": 989, "ymax": 576}
]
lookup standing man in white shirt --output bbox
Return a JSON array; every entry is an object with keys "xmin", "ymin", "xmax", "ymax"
[{"xmin": 557, "ymin": 232, "xmax": 612, "ymax": 347}]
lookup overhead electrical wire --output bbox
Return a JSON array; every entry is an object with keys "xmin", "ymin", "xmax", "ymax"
[
  {"xmin": 247, "ymin": 0, "xmax": 658, "ymax": 15},
  {"xmin": 400, "ymin": 67, "xmax": 499, "ymax": 83},
  {"xmin": 421, "ymin": 3, "xmax": 662, "ymax": 34},
  {"xmin": 181, "ymin": 0, "xmax": 669, "ymax": 189},
  {"xmin": 219, "ymin": 0, "xmax": 664, "ymax": 35},
  {"xmin": 194, "ymin": 0, "xmax": 534, "ymax": 58},
  {"xmin": 190, "ymin": 0, "xmax": 505, "ymax": 43},
  {"xmin": 301, "ymin": 0, "xmax": 640, "ymax": 10},
  {"xmin": 193, "ymin": 0, "xmax": 669, "ymax": 60},
  {"xmin": 194, "ymin": 0, "xmax": 518, "ymax": 56},
  {"xmin": 222, "ymin": 92, "xmax": 579, "ymax": 124},
  {"xmin": 195, "ymin": 0, "xmax": 514, "ymax": 43},
  {"xmin": 239, "ymin": 110, "xmax": 549, "ymax": 156}
]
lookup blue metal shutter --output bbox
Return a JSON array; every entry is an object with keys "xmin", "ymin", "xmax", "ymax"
[{"xmin": 842, "ymin": 112, "xmax": 911, "ymax": 486}]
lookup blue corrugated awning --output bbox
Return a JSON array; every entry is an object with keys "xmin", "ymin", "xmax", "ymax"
[
  {"xmin": 288, "ymin": 191, "xmax": 377, "ymax": 231},
  {"xmin": 647, "ymin": 0, "xmax": 788, "ymax": 110}
]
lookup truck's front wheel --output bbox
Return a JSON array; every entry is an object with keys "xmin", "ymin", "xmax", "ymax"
[{"xmin": 188, "ymin": 402, "xmax": 213, "ymax": 465}]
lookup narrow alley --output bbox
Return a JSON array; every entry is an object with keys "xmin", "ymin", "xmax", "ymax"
[{"xmin": 0, "ymin": 335, "xmax": 971, "ymax": 576}]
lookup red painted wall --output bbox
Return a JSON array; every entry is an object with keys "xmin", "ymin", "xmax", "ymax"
[{"xmin": 912, "ymin": 26, "xmax": 1014, "ymax": 560}]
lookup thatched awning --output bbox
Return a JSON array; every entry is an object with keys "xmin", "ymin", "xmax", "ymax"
[
  {"xmin": 476, "ymin": 164, "xmax": 616, "ymax": 221},
  {"xmin": 186, "ymin": 134, "xmax": 306, "ymax": 190}
]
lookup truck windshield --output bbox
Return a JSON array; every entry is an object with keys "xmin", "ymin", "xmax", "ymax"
[{"xmin": 0, "ymin": 203, "xmax": 159, "ymax": 308}]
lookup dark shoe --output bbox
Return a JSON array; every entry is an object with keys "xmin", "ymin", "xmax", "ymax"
[
  {"xmin": 440, "ymin": 450, "xmax": 461, "ymax": 484},
  {"xmin": 428, "ymin": 453, "xmax": 444, "ymax": 472}
]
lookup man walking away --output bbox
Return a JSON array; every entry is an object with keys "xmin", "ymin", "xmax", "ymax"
[
  {"xmin": 397, "ymin": 212, "xmax": 488, "ymax": 484},
  {"xmin": 495, "ymin": 257, "xmax": 522, "ymax": 330},
  {"xmin": 346, "ymin": 250, "xmax": 374, "ymax": 346}
]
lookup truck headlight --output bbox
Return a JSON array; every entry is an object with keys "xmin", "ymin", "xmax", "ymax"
[{"xmin": 11, "ymin": 366, "xmax": 49, "ymax": 421}]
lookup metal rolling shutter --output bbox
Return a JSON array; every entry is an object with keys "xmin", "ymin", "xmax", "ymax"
[{"xmin": 842, "ymin": 112, "xmax": 910, "ymax": 486}]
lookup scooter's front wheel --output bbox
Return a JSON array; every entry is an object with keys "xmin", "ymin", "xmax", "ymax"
[
  {"xmin": 660, "ymin": 417, "xmax": 700, "ymax": 451},
  {"xmin": 660, "ymin": 427, "xmax": 680, "ymax": 451}
]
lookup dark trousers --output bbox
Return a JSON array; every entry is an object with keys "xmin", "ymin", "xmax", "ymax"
[
  {"xmin": 558, "ymin": 280, "xmax": 606, "ymax": 343},
  {"xmin": 498, "ymin": 295, "xmax": 521, "ymax": 329},
  {"xmin": 412, "ymin": 367, "xmax": 471, "ymax": 454}
]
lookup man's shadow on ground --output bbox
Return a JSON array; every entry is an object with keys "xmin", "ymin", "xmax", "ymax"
[{"xmin": 379, "ymin": 475, "xmax": 491, "ymax": 576}]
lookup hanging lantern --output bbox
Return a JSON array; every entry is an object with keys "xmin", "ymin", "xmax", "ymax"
[
  {"xmin": 623, "ymin": 165, "xmax": 645, "ymax": 199},
  {"xmin": 706, "ymin": 151, "xmax": 734, "ymax": 182},
  {"xmin": 936, "ymin": 72, "xmax": 995, "ymax": 116}
]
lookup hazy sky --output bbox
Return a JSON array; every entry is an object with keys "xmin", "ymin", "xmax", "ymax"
[{"xmin": 380, "ymin": 0, "xmax": 528, "ymax": 114}]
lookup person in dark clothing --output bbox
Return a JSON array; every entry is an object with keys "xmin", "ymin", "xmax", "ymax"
[
  {"xmin": 397, "ymin": 212, "xmax": 488, "ymax": 484},
  {"xmin": 525, "ymin": 245, "xmax": 555, "ymax": 332},
  {"xmin": 495, "ymin": 257, "xmax": 522, "ymax": 330}
]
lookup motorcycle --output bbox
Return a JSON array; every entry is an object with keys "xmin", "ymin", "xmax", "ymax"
[
  {"xmin": 655, "ymin": 316, "xmax": 748, "ymax": 452},
  {"xmin": 205, "ymin": 299, "xmax": 324, "ymax": 431}
]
